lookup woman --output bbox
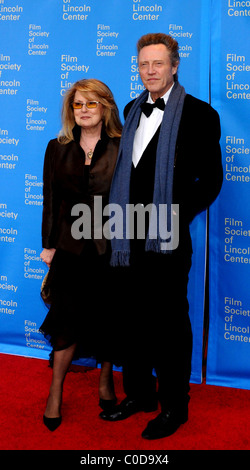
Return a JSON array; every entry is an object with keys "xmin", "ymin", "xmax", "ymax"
[{"xmin": 40, "ymin": 78, "xmax": 122, "ymax": 431}]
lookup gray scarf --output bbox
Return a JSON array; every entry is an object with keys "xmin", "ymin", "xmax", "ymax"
[{"xmin": 109, "ymin": 81, "xmax": 186, "ymax": 266}]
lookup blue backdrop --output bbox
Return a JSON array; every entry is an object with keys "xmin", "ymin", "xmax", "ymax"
[
  {"xmin": 1, "ymin": 0, "xmax": 248, "ymax": 389},
  {"xmin": 207, "ymin": 0, "xmax": 250, "ymax": 390}
]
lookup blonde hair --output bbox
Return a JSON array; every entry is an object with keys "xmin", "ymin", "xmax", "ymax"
[{"xmin": 58, "ymin": 78, "xmax": 122, "ymax": 143}]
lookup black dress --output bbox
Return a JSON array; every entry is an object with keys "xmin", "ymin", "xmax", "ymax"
[
  {"xmin": 40, "ymin": 128, "xmax": 120, "ymax": 362},
  {"xmin": 40, "ymin": 241, "xmax": 114, "ymax": 360}
]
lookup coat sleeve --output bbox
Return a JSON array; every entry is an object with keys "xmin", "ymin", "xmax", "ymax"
[
  {"xmin": 188, "ymin": 105, "xmax": 223, "ymax": 220},
  {"xmin": 175, "ymin": 99, "xmax": 223, "ymax": 223},
  {"xmin": 41, "ymin": 139, "xmax": 58, "ymax": 248}
]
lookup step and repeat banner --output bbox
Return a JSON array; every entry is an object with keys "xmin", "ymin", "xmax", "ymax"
[
  {"xmin": 207, "ymin": 1, "xmax": 250, "ymax": 389},
  {"xmin": 0, "ymin": 0, "xmax": 235, "ymax": 386}
]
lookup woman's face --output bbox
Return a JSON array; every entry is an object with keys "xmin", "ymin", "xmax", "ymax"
[{"xmin": 73, "ymin": 90, "xmax": 104, "ymax": 131}]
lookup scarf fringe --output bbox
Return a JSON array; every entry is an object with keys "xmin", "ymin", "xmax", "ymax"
[
  {"xmin": 145, "ymin": 237, "xmax": 161, "ymax": 253},
  {"xmin": 145, "ymin": 237, "xmax": 172, "ymax": 255},
  {"xmin": 110, "ymin": 250, "xmax": 130, "ymax": 267}
]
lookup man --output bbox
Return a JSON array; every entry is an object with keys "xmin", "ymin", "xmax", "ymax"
[{"xmin": 100, "ymin": 33, "xmax": 223, "ymax": 440}]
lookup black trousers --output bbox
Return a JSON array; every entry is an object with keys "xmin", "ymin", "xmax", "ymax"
[{"xmin": 116, "ymin": 248, "xmax": 193, "ymax": 412}]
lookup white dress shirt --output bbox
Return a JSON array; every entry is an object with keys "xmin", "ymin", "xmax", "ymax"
[{"xmin": 132, "ymin": 84, "xmax": 174, "ymax": 168}]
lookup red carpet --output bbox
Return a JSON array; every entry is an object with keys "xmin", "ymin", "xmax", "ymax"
[{"xmin": 0, "ymin": 353, "xmax": 249, "ymax": 451}]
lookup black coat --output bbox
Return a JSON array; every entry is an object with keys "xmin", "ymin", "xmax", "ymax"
[
  {"xmin": 42, "ymin": 126, "xmax": 120, "ymax": 255},
  {"xmin": 124, "ymin": 93, "xmax": 223, "ymax": 254}
]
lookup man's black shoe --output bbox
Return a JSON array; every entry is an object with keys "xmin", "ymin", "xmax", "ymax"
[
  {"xmin": 141, "ymin": 409, "xmax": 188, "ymax": 440},
  {"xmin": 99, "ymin": 397, "xmax": 157, "ymax": 421}
]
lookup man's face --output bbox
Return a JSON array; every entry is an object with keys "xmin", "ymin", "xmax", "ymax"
[{"xmin": 138, "ymin": 44, "xmax": 178, "ymax": 101}]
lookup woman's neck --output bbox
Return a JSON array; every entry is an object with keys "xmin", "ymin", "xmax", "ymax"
[
  {"xmin": 80, "ymin": 121, "xmax": 102, "ymax": 140},
  {"xmin": 80, "ymin": 124, "xmax": 102, "ymax": 165}
]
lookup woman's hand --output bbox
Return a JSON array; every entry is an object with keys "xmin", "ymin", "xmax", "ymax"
[{"xmin": 40, "ymin": 248, "xmax": 56, "ymax": 267}]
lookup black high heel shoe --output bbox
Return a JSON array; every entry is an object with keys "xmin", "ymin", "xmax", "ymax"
[
  {"xmin": 43, "ymin": 389, "xmax": 62, "ymax": 431},
  {"xmin": 99, "ymin": 397, "xmax": 117, "ymax": 411},
  {"xmin": 43, "ymin": 414, "xmax": 62, "ymax": 432}
]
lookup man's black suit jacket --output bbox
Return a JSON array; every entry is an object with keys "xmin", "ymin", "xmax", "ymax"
[{"xmin": 124, "ymin": 93, "xmax": 223, "ymax": 255}]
